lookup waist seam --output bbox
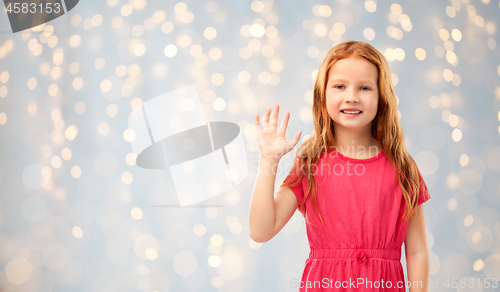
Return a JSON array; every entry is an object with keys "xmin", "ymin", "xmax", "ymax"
[{"xmin": 309, "ymin": 248, "xmax": 401, "ymax": 261}]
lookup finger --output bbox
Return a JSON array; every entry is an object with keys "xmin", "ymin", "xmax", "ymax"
[
  {"xmin": 270, "ymin": 104, "xmax": 279, "ymax": 128},
  {"xmin": 254, "ymin": 114, "xmax": 261, "ymax": 134},
  {"xmin": 263, "ymin": 108, "xmax": 271, "ymax": 128},
  {"xmin": 289, "ymin": 131, "xmax": 302, "ymax": 147},
  {"xmin": 278, "ymin": 111, "xmax": 290, "ymax": 134}
]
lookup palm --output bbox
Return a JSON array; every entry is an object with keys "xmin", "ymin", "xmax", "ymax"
[{"xmin": 255, "ymin": 104, "xmax": 302, "ymax": 160}]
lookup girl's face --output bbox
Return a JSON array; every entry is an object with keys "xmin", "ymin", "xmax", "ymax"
[{"xmin": 325, "ymin": 55, "xmax": 379, "ymax": 135}]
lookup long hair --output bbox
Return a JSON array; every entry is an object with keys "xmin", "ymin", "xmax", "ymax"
[{"xmin": 282, "ymin": 40, "xmax": 430, "ymax": 227}]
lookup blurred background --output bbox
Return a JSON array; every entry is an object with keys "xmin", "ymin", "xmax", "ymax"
[{"xmin": 0, "ymin": 0, "xmax": 499, "ymax": 291}]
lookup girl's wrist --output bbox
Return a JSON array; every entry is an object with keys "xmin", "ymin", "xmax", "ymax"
[{"xmin": 259, "ymin": 155, "xmax": 281, "ymax": 163}]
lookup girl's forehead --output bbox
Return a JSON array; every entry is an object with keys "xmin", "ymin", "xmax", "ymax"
[{"xmin": 326, "ymin": 57, "xmax": 378, "ymax": 82}]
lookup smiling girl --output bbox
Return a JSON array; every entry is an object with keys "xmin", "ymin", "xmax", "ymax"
[{"xmin": 249, "ymin": 40, "xmax": 431, "ymax": 291}]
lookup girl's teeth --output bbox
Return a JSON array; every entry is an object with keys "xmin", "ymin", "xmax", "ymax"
[{"xmin": 343, "ymin": 111, "xmax": 360, "ymax": 114}]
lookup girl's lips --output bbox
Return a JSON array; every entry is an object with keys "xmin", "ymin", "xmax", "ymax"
[
  {"xmin": 341, "ymin": 111, "xmax": 362, "ymax": 117},
  {"xmin": 340, "ymin": 109, "xmax": 363, "ymax": 112}
]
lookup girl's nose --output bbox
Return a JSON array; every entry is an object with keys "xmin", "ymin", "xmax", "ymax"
[{"xmin": 345, "ymin": 90, "xmax": 360, "ymax": 103}]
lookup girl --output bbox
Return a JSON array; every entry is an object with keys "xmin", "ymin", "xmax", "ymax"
[{"xmin": 249, "ymin": 40, "xmax": 431, "ymax": 291}]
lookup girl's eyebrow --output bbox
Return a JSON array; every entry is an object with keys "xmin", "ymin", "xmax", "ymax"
[{"xmin": 328, "ymin": 78, "xmax": 377, "ymax": 85}]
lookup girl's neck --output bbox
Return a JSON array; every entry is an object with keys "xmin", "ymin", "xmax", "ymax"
[{"xmin": 333, "ymin": 130, "xmax": 381, "ymax": 159}]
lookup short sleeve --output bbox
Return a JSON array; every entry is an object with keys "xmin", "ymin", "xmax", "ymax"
[
  {"xmin": 416, "ymin": 167, "xmax": 430, "ymax": 206},
  {"xmin": 282, "ymin": 158, "xmax": 305, "ymax": 211}
]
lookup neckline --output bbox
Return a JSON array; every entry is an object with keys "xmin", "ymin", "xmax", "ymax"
[{"xmin": 329, "ymin": 148, "xmax": 385, "ymax": 163}]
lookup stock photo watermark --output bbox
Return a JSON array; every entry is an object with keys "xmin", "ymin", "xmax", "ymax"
[
  {"xmin": 127, "ymin": 84, "xmax": 248, "ymax": 207},
  {"xmin": 290, "ymin": 277, "xmax": 499, "ymax": 290},
  {"xmin": 290, "ymin": 277, "xmax": 420, "ymax": 289},
  {"xmin": 3, "ymin": 0, "xmax": 80, "ymax": 33},
  {"xmin": 252, "ymin": 145, "xmax": 383, "ymax": 176}
]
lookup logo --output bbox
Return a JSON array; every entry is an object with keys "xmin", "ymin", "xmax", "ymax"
[
  {"xmin": 127, "ymin": 85, "xmax": 248, "ymax": 207},
  {"xmin": 3, "ymin": 0, "xmax": 79, "ymax": 33}
]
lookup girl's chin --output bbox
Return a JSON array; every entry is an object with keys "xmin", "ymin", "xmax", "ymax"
[{"xmin": 331, "ymin": 122, "xmax": 372, "ymax": 131}]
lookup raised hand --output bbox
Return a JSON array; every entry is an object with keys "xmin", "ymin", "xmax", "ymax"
[{"xmin": 254, "ymin": 104, "xmax": 302, "ymax": 161}]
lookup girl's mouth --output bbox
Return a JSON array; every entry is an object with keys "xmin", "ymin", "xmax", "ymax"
[{"xmin": 341, "ymin": 110, "xmax": 362, "ymax": 116}]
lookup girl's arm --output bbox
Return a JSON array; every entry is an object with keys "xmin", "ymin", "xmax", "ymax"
[
  {"xmin": 248, "ymin": 157, "xmax": 298, "ymax": 243},
  {"xmin": 248, "ymin": 104, "xmax": 302, "ymax": 243},
  {"xmin": 404, "ymin": 204, "xmax": 430, "ymax": 292}
]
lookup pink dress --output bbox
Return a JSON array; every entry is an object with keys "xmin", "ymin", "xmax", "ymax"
[{"xmin": 283, "ymin": 149, "xmax": 430, "ymax": 291}]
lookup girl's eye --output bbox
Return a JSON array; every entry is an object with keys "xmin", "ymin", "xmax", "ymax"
[{"xmin": 334, "ymin": 85, "xmax": 370, "ymax": 91}]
